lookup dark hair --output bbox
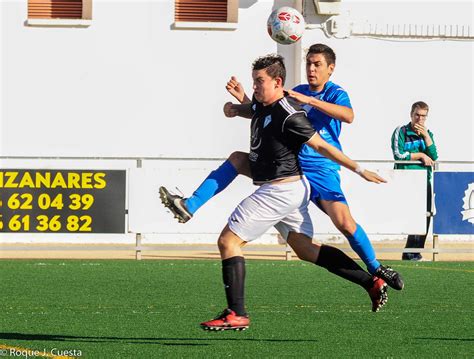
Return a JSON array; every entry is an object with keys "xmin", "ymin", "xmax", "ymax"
[
  {"xmin": 411, "ymin": 101, "xmax": 429, "ymax": 115},
  {"xmin": 252, "ymin": 54, "xmax": 286, "ymax": 85},
  {"xmin": 307, "ymin": 43, "xmax": 336, "ymax": 65}
]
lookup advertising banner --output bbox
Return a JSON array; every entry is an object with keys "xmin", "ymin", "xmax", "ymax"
[
  {"xmin": 434, "ymin": 171, "xmax": 474, "ymax": 235},
  {"xmin": 0, "ymin": 169, "xmax": 126, "ymax": 233}
]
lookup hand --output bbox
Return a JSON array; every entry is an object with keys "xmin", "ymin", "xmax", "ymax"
[
  {"xmin": 360, "ymin": 170, "xmax": 387, "ymax": 184},
  {"xmin": 413, "ymin": 123, "xmax": 429, "ymax": 138},
  {"xmin": 223, "ymin": 102, "xmax": 238, "ymax": 118},
  {"xmin": 286, "ymin": 89, "xmax": 311, "ymax": 105},
  {"xmin": 226, "ymin": 76, "xmax": 246, "ymax": 103},
  {"xmin": 419, "ymin": 153, "xmax": 435, "ymax": 167}
]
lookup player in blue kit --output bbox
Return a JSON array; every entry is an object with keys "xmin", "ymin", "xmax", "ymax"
[
  {"xmin": 159, "ymin": 44, "xmax": 403, "ymax": 291},
  {"xmin": 174, "ymin": 54, "xmax": 389, "ymax": 330}
]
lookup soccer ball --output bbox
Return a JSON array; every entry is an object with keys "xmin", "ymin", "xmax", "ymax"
[{"xmin": 267, "ymin": 7, "xmax": 305, "ymax": 45}]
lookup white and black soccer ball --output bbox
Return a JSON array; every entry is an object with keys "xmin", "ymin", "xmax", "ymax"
[{"xmin": 267, "ymin": 7, "xmax": 305, "ymax": 45}]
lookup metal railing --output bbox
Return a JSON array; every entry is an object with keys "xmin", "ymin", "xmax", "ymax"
[{"xmin": 0, "ymin": 156, "xmax": 472, "ymax": 261}]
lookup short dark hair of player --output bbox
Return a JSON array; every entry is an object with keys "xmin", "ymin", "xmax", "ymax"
[
  {"xmin": 307, "ymin": 43, "xmax": 336, "ymax": 66},
  {"xmin": 411, "ymin": 101, "xmax": 429, "ymax": 115},
  {"xmin": 252, "ymin": 54, "xmax": 286, "ymax": 85}
]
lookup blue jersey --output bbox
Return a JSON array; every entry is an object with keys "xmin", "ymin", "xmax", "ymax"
[{"xmin": 293, "ymin": 81, "xmax": 352, "ymax": 170}]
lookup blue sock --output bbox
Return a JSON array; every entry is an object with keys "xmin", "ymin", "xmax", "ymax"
[
  {"xmin": 184, "ymin": 160, "xmax": 238, "ymax": 214},
  {"xmin": 345, "ymin": 224, "xmax": 380, "ymax": 274}
]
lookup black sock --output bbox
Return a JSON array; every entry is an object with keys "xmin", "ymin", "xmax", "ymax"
[
  {"xmin": 222, "ymin": 256, "xmax": 246, "ymax": 316},
  {"xmin": 315, "ymin": 245, "xmax": 373, "ymax": 290}
]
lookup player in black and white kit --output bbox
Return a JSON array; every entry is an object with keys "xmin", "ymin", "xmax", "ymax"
[
  {"xmin": 228, "ymin": 94, "xmax": 317, "ymax": 241},
  {"xmin": 249, "ymin": 94, "xmax": 313, "ymax": 182},
  {"xmin": 197, "ymin": 55, "xmax": 388, "ymax": 331}
]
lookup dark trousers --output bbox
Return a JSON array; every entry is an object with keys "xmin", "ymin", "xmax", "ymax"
[{"xmin": 404, "ymin": 184, "xmax": 432, "ymax": 255}]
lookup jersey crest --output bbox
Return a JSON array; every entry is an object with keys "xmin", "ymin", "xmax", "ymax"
[{"xmin": 263, "ymin": 115, "xmax": 272, "ymax": 128}]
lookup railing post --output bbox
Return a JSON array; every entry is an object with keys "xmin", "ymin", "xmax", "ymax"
[
  {"xmin": 136, "ymin": 233, "xmax": 142, "ymax": 261},
  {"xmin": 285, "ymin": 244, "xmax": 292, "ymax": 261},
  {"xmin": 431, "ymin": 162, "xmax": 439, "ymax": 262},
  {"xmin": 135, "ymin": 158, "xmax": 143, "ymax": 261},
  {"xmin": 432, "ymin": 234, "xmax": 439, "ymax": 262}
]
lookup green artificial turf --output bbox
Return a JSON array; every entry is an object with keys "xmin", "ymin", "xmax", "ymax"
[{"xmin": 0, "ymin": 260, "xmax": 472, "ymax": 358}]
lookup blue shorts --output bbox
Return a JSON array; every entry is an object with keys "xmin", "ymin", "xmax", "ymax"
[{"xmin": 302, "ymin": 167, "xmax": 348, "ymax": 207}]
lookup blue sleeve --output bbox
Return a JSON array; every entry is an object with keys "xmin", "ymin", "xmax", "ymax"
[
  {"xmin": 328, "ymin": 87, "xmax": 352, "ymax": 109},
  {"xmin": 292, "ymin": 84, "xmax": 304, "ymax": 92}
]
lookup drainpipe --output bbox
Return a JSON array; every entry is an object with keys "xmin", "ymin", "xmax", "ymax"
[{"xmin": 294, "ymin": 0, "xmax": 304, "ymax": 87}]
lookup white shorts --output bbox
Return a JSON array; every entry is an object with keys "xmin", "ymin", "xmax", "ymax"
[{"xmin": 227, "ymin": 177, "xmax": 314, "ymax": 242}]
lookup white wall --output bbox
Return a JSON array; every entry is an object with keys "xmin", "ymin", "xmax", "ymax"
[
  {"xmin": 1, "ymin": 0, "xmax": 472, "ymax": 160},
  {"xmin": 1, "ymin": 0, "xmax": 473, "ymax": 243},
  {"xmin": 300, "ymin": 0, "xmax": 473, "ymax": 162},
  {"xmin": 1, "ymin": 0, "xmax": 277, "ymax": 157}
]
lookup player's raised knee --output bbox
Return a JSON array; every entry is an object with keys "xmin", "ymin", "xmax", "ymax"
[{"xmin": 228, "ymin": 151, "xmax": 248, "ymax": 172}]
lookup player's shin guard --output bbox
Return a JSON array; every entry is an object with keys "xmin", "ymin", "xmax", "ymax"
[
  {"xmin": 315, "ymin": 244, "xmax": 373, "ymax": 290},
  {"xmin": 222, "ymin": 256, "xmax": 246, "ymax": 316},
  {"xmin": 345, "ymin": 224, "xmax": 380, "ymax": 274},
  {"xmin": 185, "ymin": 160, "xmax": 238, "ymax": 214}
]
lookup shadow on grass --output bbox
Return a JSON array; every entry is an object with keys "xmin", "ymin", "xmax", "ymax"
[
  {"xmin": 415, "ymin": 337, "xmax": 474, "ymax": 342},
  {"xmin": 0, "ymin": 332, "xmax": 317, "ymax": 346}
]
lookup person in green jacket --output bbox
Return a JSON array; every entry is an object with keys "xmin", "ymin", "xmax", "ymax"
[{"xmin": 391, "ymin": 101, "xmax": 438, "ymax": 260}]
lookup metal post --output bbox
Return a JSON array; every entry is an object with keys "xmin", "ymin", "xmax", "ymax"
[
  {"xmin": 285, "ymin": 244, "xmax": 292, "ymax": 261},
  {"xmin": 432, "ymin": 234, "xmax": 438, "ymax": 262},
  {"xmin": 431, "ymin": 162, "xmax": 438, "ymax": 262},
  {"xmin": 135, "ymin": 158, "xmax": 143, "ymax": 261},
  {"xmin": 135, "ymin": 233, "xmax": 142, "ymax": 260}
]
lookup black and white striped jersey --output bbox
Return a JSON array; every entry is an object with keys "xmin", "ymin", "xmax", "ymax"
[{"xmin": 249, "ymin": 95, "xmax": 315, "ymax": 184}]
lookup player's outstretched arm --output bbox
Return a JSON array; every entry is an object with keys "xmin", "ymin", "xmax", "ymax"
[
  {"xmin": 223, "ymin": 102, "xmax": 253, "ymax": 119},
  {"xmin": 226, "ymin": 76, "xmax": 251, "ymax": 104},
  {"xmin": 305, "ymin": 133, "xmax": 386, "ymax": 184},
  {"xmin": 286, "ymin": 89, "xmax": 354, "ymax": 123}
]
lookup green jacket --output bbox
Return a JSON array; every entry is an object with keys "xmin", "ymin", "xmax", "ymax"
[{"xmin": 391, "ymin": 123, "xmax": 438, "ymax": 181}]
